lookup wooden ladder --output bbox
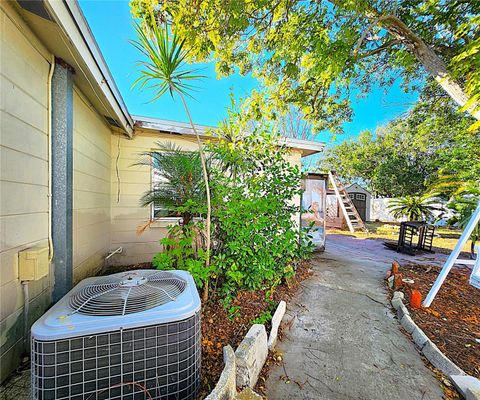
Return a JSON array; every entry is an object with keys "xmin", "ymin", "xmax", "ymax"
[{"xmin": 328, "ymin": 171, "xmax": 367, "ymax": 233}]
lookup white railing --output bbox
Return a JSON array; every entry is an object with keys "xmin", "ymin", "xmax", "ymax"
[{"xmin": 423, "ymin": 202, "xmax": 480, "ymax": 307}]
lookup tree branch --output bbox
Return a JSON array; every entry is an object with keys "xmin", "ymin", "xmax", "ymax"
[
  {"xmin": 353, "ymin": 16, "xmax": 382, "ymax": 55},
  {"xmin": 355, "ymin": 39, "xmax": 401, "ymax": 59}
]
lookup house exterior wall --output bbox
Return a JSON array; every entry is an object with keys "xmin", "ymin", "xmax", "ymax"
[
  {"xmin": 0, "ymin": 4, "xmax": 114, "ymax": 381},
  {"xmin": 110, "ymin": 131, "xmax": 199, "ymax": 266},
  {"xmin": 0, "ymin": 3, "xmax": 52, "ymax": 382},
  {"xmin": 72, "ymin": 89, "xmax": 112, "ymax": 283},
  {"xmin": 109, "ymin": 131, "xmax": 304, "ymax": 266}
]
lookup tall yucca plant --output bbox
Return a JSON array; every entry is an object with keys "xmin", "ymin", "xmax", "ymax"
[{"xmin": 131, "ymin": 20, "xmax": 212, "ymax": 302}]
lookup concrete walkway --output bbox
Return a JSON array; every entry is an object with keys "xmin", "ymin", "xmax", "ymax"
[{"xmin": 265, "ymin": 234, "xmax": 444, "ymax": 400}]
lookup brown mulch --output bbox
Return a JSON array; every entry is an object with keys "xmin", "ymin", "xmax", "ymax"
[
  {"xmin": 396, "ymin": 262, "xmax": 480, "ymax": 379},
  {"xmin": 102, "ymin": 262, "xmax": 153, "ymax": 275},
  {"xmin": 198, "ymin": 261, "xmax": 313, "ymax": 398}
]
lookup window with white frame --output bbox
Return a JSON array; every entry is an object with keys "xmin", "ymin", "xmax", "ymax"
[{"xmin": 150, "ymin": 156, "xmax": 180, "ymax": 220}]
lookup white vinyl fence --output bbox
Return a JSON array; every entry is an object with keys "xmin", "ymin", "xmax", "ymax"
[{"xmin": 370, "ymin": 198, "xmax": 452, "ymax": 225}]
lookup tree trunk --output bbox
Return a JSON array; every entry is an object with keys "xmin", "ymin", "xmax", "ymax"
[
  {"xmin": 380, "ymin": 15, "xmax": 480, "ymax": 120},
  {"xmin": 178, "ymin": 93, "xmax": 211, "ymax": 303}
]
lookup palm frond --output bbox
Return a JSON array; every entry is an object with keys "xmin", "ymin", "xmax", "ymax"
[
  {"xmin": 387, "ymin": 194, "xmax": 443, "ymax": 221},
  {"xmin": 134, "ymin": 142, "xmax": 206, "ymax": 221},
  {"xmin": 131, "ymin": 21, "xmax": 205, "ymax": 101}
]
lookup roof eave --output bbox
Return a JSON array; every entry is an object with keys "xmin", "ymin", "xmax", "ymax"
[
  {"xmin": 133, "ymin": 116, "xmax": 325, "ymax": 157},
  {"xmin": 44, "ymin": 0, "xmax": 134, "ymax": 137}
]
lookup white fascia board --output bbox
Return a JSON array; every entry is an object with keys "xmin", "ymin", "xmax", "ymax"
[
  {"xmin": 44, "ymin": 0, "xmax": 134, "ymax": 137},
  {"xmin": 281, "ymin": 137, "xmax": 325, "ymax": 157},
  {"xmin": 133, "ymin": 116, "xmax": 325, "ymax": 156},
  {"xmin": 133, "ymin": 115, "xmax": 214, "ymax": 137}
]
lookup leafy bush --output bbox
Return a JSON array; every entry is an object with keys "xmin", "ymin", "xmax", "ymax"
[
  {"xmin": 152, "ymin": 222, "xmax": 216, "ymax": 288},
  {"xmin": 144, "ymin": 112, "xmax": 314, "ymax": 299},
  {"xmin": 207, "ymin": 118, "xmax": 308, "ymax": 294},
  {"xmin": 446, "ymin": 185, "xmax": 480, "ymax": 257}
]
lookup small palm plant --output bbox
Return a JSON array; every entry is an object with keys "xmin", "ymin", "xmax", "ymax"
[
  {"xmin": 388, "ymin": 194, "xmax": 442, "ymax": 221},
  {"xmin": 136, "ymin": 142, "xmax": 205, "ymax": 225},
  {"xmin": 131, "ymin": 19, "xmax": 212, "ymax": 301}
]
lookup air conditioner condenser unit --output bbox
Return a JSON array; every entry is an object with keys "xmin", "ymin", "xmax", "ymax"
[{"xmin": 31, "ymin": 270, "xmax": 201, "ymax": 400}]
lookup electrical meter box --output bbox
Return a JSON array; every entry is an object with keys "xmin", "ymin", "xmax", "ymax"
[{"xmin": 18, "ymin": 245, "xmax": 49, "ymax": 281}]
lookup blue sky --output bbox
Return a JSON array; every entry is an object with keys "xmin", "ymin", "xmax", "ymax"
[{"xmin": 79, "ymin": 0, "xmax": 419, "ymax": 145}]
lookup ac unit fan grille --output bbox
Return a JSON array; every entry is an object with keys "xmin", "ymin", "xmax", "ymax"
[
  {"xmin": 69, "ymin": 271, "xmax": 186, "ymax": 316},
  {"xmin": 32, "ymin": 312, "xmax": 201, "ymax": 400}
]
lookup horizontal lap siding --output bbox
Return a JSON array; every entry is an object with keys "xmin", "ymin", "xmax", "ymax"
[
  {"xmin": 110, "ymin": 132, "xmax": 200, "ymax": 265},
  {"xmin": 72, "ymin": 90, "xmax": 112, "ymax": 283},
  {"xmin": 0, "ymin": 5, "xmax": 51, "ymax": 382}
]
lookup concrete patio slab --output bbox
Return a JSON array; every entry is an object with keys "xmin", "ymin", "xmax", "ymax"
[{"xmin": 265, "ymin": 234, "xmax": 445, "ymax": 400}]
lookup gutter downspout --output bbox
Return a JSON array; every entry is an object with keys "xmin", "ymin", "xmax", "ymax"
[
  {"xmin": 51, "ymin": 58, "xmax": 74, "ymax": 303},
  {"xmin": 48, "ymin": 55, "xmax": 55, "ymax": 266}
]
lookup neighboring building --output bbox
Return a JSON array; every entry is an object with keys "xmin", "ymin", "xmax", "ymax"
[
  {"xmin": 0, "ymin": 0, "xmax": 325, "ymax": 381},
  {"xmin": 324, "ymin": 182, "xmax": 372, "ymax": 229},
  {"xmin": 345, "ymin": 183, "xmax": 372, "ymax": 222}
]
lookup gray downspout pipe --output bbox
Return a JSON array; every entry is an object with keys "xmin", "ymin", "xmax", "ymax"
[{"xmin": 51, "ymin": 58, "xmax": 74, "ymax": 302}]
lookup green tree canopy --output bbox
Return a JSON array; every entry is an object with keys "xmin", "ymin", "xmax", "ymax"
[
  {"xmin": 319, "ymin": 93, "xmax": 479, "ymax": 197},
  {"xmin": 131, "ymin": 0, "xmax": 480, "ymax": 132}
]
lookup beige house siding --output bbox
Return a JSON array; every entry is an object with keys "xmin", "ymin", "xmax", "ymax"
[
  {"xmin": 72, "ymin": 89, "xmax": 112, "ymax": 282},
  {"xmin": 0, "ymin": 4, "xmax": 52, "ymax": 382},
  {"xmin": 110, "ymin": 131, "xmax": 200, "ymax": 266},
  {"xmin": 109, "ymin": 131, "xmax": 304, "ymax": 266},
  {"xmin": 0, "ymin": 4, "xmax": 115, "ymax": 381}
]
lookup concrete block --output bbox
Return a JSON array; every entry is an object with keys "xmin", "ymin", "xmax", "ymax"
[
  {"xmin": 466, "ymin": 388, "xmax": 480, "ymax": 400},
  {"xmin": 450, "ymin": 375, "xmax": 480, "ymax": 398},
  {"xmin": 392, "ymin": 291, "xmax": 404, "ymax": 301},
  {"xmin": 422, "ymin": 340, "xmax": 464, "ymax": 377},
  {"xmin": 411, "ymin": 326, "xmax": 429, "ymax": 349},
  {"xmin": 400, "ymin": 314, "xmax": 416, "ymax": 334},
  {"xmin": 387, "ymin": 275, "xmax": 394, "ymax": 288},
  {"xmin": 396, "ymin": 303, "xmax": 410, "ymax": 320},
  {"xmin": 391, "ymin": 297, "xmax": 403, "ymax": 310},
  {"xmin": 235, "ymin": 324, "xmax": 268, "ymax": 388},
  {"xmin": 268, "ymin": 300, "xmax": 286, "ymax": 350},
  {"xmin": 205, "ymin": 345, "xmax": 236, "ymax": 400}
]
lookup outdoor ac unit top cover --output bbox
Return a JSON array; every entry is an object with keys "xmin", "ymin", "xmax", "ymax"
[{"xmin": 31, "ymin": 270, "xmax": 200, "ymax": 341}]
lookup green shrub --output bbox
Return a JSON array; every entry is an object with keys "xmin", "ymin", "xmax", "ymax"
[
  {"xmin": 152, "ymin": 222, "xmax": 216, "ymax": 288},
  {"xmin": 147, "ymin": 112, "xmax": 314, "ymax": 299},
  {"xmin": 208, "ymin": 119, "xmax": 310, "ymax": 294}
]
